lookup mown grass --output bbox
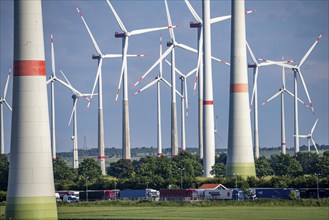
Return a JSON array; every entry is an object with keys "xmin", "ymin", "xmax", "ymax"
[
  {"xmin": 1, "ymin": 199, "xmax": 329, "ymax": 220},
  {"xmin": 58, "ymin": 206, "xmax": 329, "ymax": 219}
]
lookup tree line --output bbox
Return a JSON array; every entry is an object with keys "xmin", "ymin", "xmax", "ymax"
[{"xmin": 0, "ymin": 151, "xmax": 328, "ymax": 193}]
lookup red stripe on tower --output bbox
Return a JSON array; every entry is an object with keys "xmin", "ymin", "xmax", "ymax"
[
  {"xmin": 14, "ymin": 60, "xmax": 46, "ymax": 76},
  {"xmin": 230, "ymin": 83, "xmax": 248, "ymax": 93},
  {"xmin": 98, "ymin": 156, "xmax": 106, "ymax": 159},
  {"xmin": 203, "ymin": 100, "xmax": 214, "ymax": 105}
]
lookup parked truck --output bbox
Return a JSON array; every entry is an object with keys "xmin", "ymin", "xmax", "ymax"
[
  {"xmin": 160, "ymin": 189, "xmax": 198, "ymax": 201},
  {"xmin": 254, "ymin": 188, "xmax": 300, "ymax": 199},
  {"xmin": 203, "ymin": 189, "xmax": 244, "ymax": 201},
  {"xmin": 119, "ymin": 189, "xmax": 159, "ymax": 200},
  {"xmin": 79, "ymin": 190, "xmax": 119, "ymax": 201}
]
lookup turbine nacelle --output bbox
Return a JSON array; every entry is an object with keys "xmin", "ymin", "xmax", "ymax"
[
  {"xmin": 167, "ymin": 41, "xmax": 173, "ymax": 47},
  {"xmin": 190, "ymin": 22, "xmax": 201, "ymax": 28},
  {"xmin": 115, "ymin": 32, "xmax": 126, "ymax": 38},
  {"xmin": 92, "ymin": 54, "xmax": 101, "ymax": 60}
]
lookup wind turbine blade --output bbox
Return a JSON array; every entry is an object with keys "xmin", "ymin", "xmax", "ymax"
[
  {"xmin": 285, "ymin": 89, "xmax": 310, "ymax": 108},
  {"xmin": 76, "ymin": 8, "xmax": 102, "ymax": 56},
  {"xmin": 115, "ymin": 38, "xmax": 128, "ymax": 103},
  {"xmin": 184, "ymin": 79, "xmax": 189, "ymax": 116},
  {"xmin": 311, "ymin": 138, "xmax": 319, "ymax": 154},
  {"xmin": 299, "ymin": 33, "xmax": 323, "ymax": 67},
  {"xmin": 68, "ymin": 99, "xmax": 78, "ymax": 127},
  {"xmin": 311, "ymin": 119, "xmax": 318, "ymax": 134},
  {"xmin": 186, "ymin": 67, "xmax": 198, "ymax": 78},
  {"xmin": 210, "ymin": 10, "xmax": 255, "ymax": 24},
  {"xmin": 193, "ymin": 30, "xmax": 203, "ymax": 94},
  {"xmin": 3, "ymin": 67, "xmax": 11, "ymax": 99},
  {"xmin": 133, "ymin": 45, "xmax": 174, "ymax": 88},
  {"xmin": 106, "ymin": 0, "xmax": 128, "ymax": 33},
  {"xmin": 50, "ymin": 34, "xmax": 56, "ymax": 76},
  {"xmin": 88, "ymin": 58, "xmax": 103, "ymax": 108},
  {"xmin": 55, "ymin": 77, "xmax": 81, "ymax": 96},
  {"xmin": 298, "ymin": 70, "xmax": 314, "ymax": 113},
  {"xmin": 134, "ymin": 78, "xmax": 159, "ymax": 95},
  {"xmin": 210, "ymin": 15, "xmax": 232, "ymax": 24},
  {"xmin": 184, "ymin": 0, "xmax": 202, "ymax": 23},
  {"xmin": 250, "ymin": 67, "xmax": 259, "ymax": 109},
  {"xmin": 246, "ymin": 41, "xmax": 258, "ymax": 64},
  {"xmin": 164, "ymin": 0, "xmax": 175, "ymax": 42},
  {"xmin": 103, "ymin": 53, "xmax": 144, "ymax": 58},
  {"xmin": 176, "ymin": 42, "xmax": 197, "ymax": 53},
  {"xmin": 4, "ymin": 100, "xmax": 12, "ymax": 112},
  {"xmin": 294, "ymin": 134, "xmax": 307, "ymax": 138},
  {"xmin": 130, "ymin": 26, "xmax": 176, "ymax": 36},
  {"xmin": 161, "ymin": 77, "xmax": 172, "ymax": 88},
  {"xmin": 211, "ymin": 56, "xmax": 231, "ymax": 66},
  {"xmin": 60, "ymin": 70, "xmax": 73, "ymax": 88},
  {"xmin": 164, "ymin": 59, "xmax": 185, "ymax": 78},
  {"xmin": 261, "ymin": 90, "xmax": 283, "ymax": 106}
]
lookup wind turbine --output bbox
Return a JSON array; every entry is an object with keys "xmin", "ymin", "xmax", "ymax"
[
  {"xmin": 0, "ymin": 67, "xmax": 12, "ymax": 155},
  {"xmin": 134, "ymin": 36, "xmax": 184, "ymax": 156},
  {"xmin": 246, "ymin": 41, "xmax": 294, "ymax": 159},
  {"xmin": 106, "ymin": 0, "xmax": 176, "ymax": 159},
  {"xmin": 295, "ymin": 119, "xmax": 319, "ymax": 154},
  {"xmin": 45, "ymin": 33, "xmax": 60, "ymax": 160},
  {"xmin": 271, "ymin": 33, "xmax": 323, "ymax": 155},
  {"xmin": 60, "ymin": 70, "xmax": 94, "ymax": 169},
  {"xmin": 134, "ymin": 0, "xmax": 225, "ymax": 157},
  {"xmin": 76, "ymin": 7, "xmax": 144, "ymax": 174},
  {"xmin": 164, "ymin": 59, "xmax": 197, "ymax": 152},
  {"xmin": 261, "ymin": 56, "xmax": 309, "ymax": 155},
  {"xmin": 184, "ymin": 0, "xmax": 254, "ymax": 159}
]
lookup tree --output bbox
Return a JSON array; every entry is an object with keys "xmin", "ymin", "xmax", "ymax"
[
  {"xmin": 107, "ymin": 159, "xmax": 134, "ymax": 178},
  {"xmin": 297, "ymin": 152, "xmax": 319, "ymax": 174},
  {"xmin": 78, "ymin": 158, "xmax": 102, "ymax": 181},
  {"xmin": 0, "ymin": 155, "xmax": 9, "ymax": 191},
  {"xmin": 270, "ymin": 154, "xmax": 303, "ymax": 177},
  {"xmin": 255, "ymin": 156, "xmax": 273, "ymax": 178},
  {"xmin": 53, "ymin": 157, "xmax": 78, "ymax": 190},
  {"xmin": 211, "ymin": 163, "xmax": 225, "ymax": 177},
  {"xmin": 215, "ymin": 152, "xmax": 227, "ymax": 164}
]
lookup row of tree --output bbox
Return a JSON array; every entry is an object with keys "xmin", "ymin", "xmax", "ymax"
[{"xmin": 0, "ymin": 151, "xmax": 328, "ymax": 192}]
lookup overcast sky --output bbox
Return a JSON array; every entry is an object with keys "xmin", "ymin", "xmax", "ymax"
[{"xmin": 0, "ymin": 0, "xmax": 328, "ymax": 154}]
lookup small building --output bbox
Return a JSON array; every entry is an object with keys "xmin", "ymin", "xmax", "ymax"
[{"xmin": 198, "ymin": 183, "xmax": 228, "ymax": 190}]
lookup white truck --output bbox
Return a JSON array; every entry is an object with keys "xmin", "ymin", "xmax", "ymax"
[{"xmin": 63, "ymin": 194, "xmax": 79, "ymax": 203}]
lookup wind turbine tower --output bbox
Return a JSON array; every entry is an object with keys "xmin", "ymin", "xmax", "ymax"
[
  {"xmin": 0, "ymin": 67, "xmax": 12, "ymax": 155},
  {"xmin": 5, "ymin": 0, "xmax": 58, "ymax": 218},
  {"xmin": 226, "ymin": 0, "xmax": 256, "ymax": 178},
  {"xmin": 202, "ymin": 0, "xmax": 215, "ymax": 177}
]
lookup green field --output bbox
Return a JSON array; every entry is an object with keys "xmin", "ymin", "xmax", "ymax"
[{"xmin": 1, "ymin": 206, "xmax": 328, "ymax": 220}]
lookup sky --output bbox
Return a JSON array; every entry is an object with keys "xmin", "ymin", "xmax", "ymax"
[{"xmin": 0, "ymin": 0, "xmax": 328, "ymax": 154}]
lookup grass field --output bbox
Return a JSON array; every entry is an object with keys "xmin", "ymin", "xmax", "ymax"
[
  {"xmin": 55, "ymin": 206, "xmax": 329, "ymax": 219},
  {"xmin": 1, "ymin": 206, "xmax": 328, "ymax": 219}
]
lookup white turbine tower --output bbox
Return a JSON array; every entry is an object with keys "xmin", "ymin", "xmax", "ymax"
[
  {"xmin": 0, "ymin": 67, "xmax": 12, "ymax": 155},
  {"xmin": 275, "ymin": 33, "xmax": 323, "ymax": 155},
  {"xmin": 60, "ymin": 70, "xmax": 93, "ymax": 169},
  {"xmin": 46, "ymin": 33, "xmax": 58, "ymax": 160},
  {"xmin": 165, "ymin": 59, "xmax": 197, "ymax": 152},
  {"xmin": 184, "ymin": 0, "xmax": 253, "ymax": 159},
  {"xmin": 76, "ymin": 7, "xmax": 143, "ymax": 175},
  {"xmin": 261, "ymin": 56, "xmax": 309, "ymax": 155},
  {"xmin": 296, "ymin": 119, "xmax": 319, "ymax": 154},
  {"xmin": 106, "ymin": 0, "xmax": 175, "ymax": 159},
  {"xmin": 246, "ymin": 41, "xmax": 293, "ymax": 159}
]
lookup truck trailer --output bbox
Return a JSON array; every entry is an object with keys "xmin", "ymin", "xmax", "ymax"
[
  {"xmin": 119, "ymin": 189, "xmax": 159, "ymax": 200},
  {"xmin": 254, "ymin": 188, "xmax": 300, "ymax": 199}
]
